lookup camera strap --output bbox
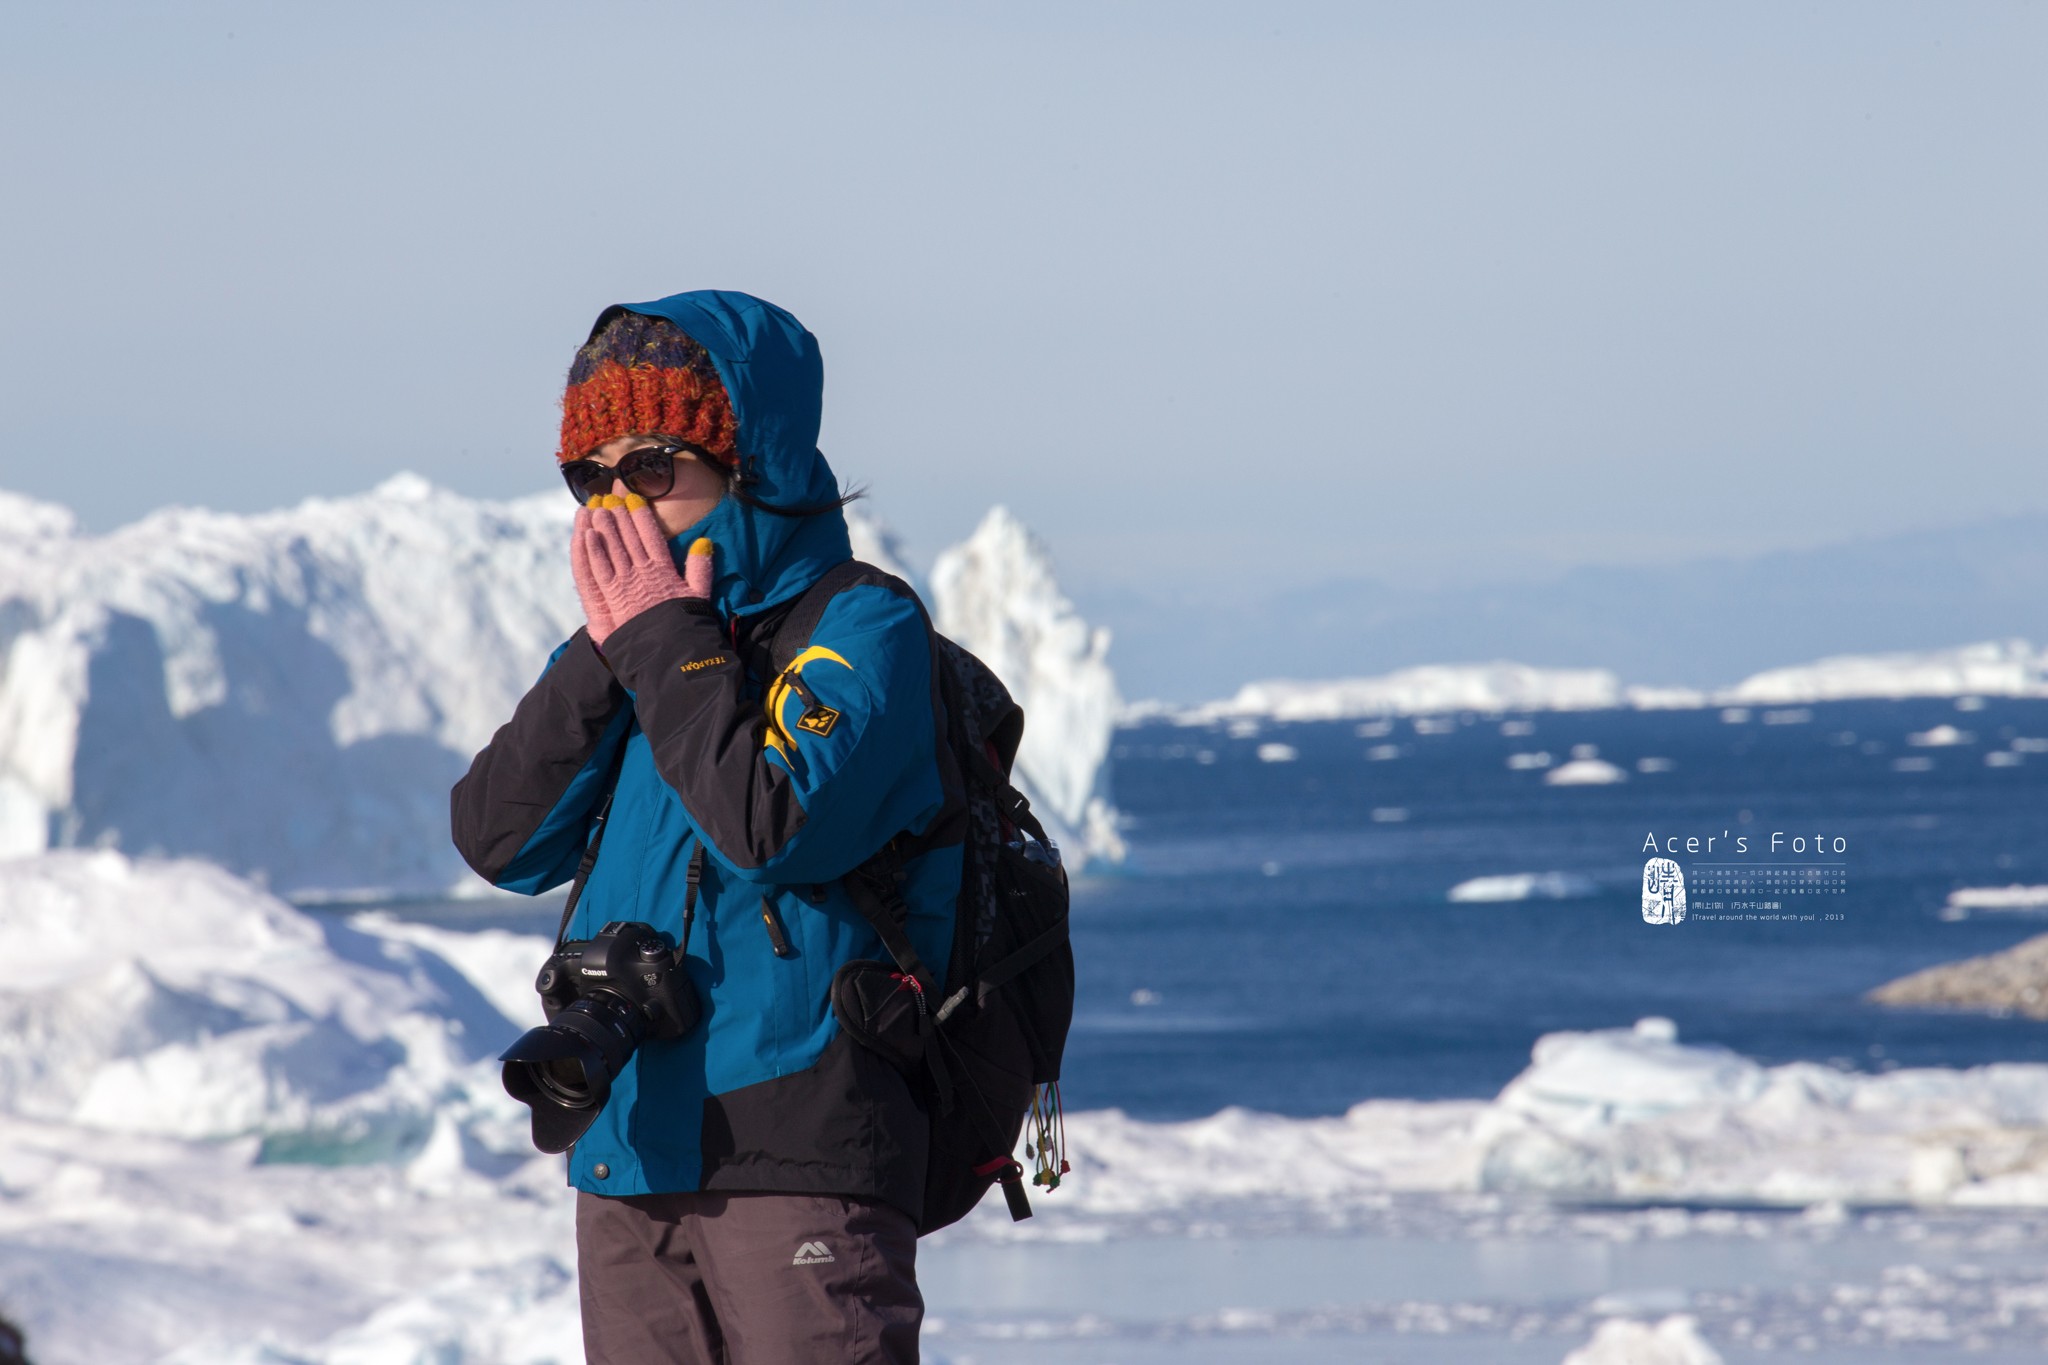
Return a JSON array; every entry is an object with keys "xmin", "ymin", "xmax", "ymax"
[
  {"xmin": 675, "ymin": 843, "xmax": 705, "ymax": 966},
  {"xmin": 553, "ymin": 738, "xmax": 631, "ymax": 948}
]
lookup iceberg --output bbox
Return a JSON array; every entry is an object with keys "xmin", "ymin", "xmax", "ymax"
[
  {"xmin": 931, "ymin": 507, "xmax": 1125, "ymax": 865},
  {"xmin": 0, "ymin": 481, "xmax": 1122, "ymax": 894},
  {"xmin": 0, "ymin": 477, "xmax": 580, "ymax": 896},
  {"xmin": 1162, "ymin": 662, "xmax": 1625, "ymax": 724},
  {"xmin": 842, "ymin": 502, "xmax": 919, "ymax": 589},
  {"xmin": 1721, "ymin": 639, "xmax": 2048, "ymax": 705},
  {"xmin": 1150, "ymin": 639, "xmax": 2048, "ymax": 723}
]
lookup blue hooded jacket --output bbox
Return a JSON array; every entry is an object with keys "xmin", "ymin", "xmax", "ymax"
[{"xmin": 452, "ymin": 291, "xmax": 959, "ymax": 1213}]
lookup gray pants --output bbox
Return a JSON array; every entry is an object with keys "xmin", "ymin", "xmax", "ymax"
[{"xmin": 576, "ymin": 1190, "xmax": 923, "ymax": 1365}]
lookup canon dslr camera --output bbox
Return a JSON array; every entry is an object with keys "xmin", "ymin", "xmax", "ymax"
[{"xmin": 500, "ymin": 920, "xmax": 700, "ymax": 1153}]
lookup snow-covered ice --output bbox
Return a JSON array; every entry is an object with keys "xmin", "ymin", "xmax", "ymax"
[
  {"xmin": 0, "ymin": 850, "xmax": 570, "ymax": 1363},
  {"xmin": 1148, "ymin": 639, "xmax": 2048, "ymax": 724},
  {"xmin": 1722, "ymin": 639, "xmax": 2048, "ymax": 706},
  {"xmin": 0, "ymin": 849, "xmax": 536, "ymax": 1152},
  {"xmin": 0, "ymin": 482, "xmax": 1123, "ymax": 895},
  {"xmin": 843, "ymin": 502, "xmax": 920, "ymax": 589},
  {"xmin": 1161, "ymin": 662, "xmax": 1625, "ymax": 724},
  {"xmin": 11, "ymin": 854, "xmax": 2048, "ymax": 1361},
  {"xmin": 1045, "ymin": 1013, "xmax": 2048, "ymax": 1214},
  {"xmin": 931, "ymin": 507, "xmax": 1124, "ymax": 864},
  {"xmin": 0, "ymin": 478, "xmax": 582, "ymax": 895}
]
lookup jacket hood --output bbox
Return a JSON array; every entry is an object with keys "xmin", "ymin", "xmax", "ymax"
[{"xmin": 590, "ymin": 290, "xmax": 851, "ymax": 618}]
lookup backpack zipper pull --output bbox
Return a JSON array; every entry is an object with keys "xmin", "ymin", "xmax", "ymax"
[{"xmin": 891, "ymin": 971, "xmax": 930, "ymax": 1033}]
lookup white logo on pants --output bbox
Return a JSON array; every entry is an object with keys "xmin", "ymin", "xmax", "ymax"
[{"xmin": 792, "ymin": 1240, "xmax": 835, "ymax": 1266}]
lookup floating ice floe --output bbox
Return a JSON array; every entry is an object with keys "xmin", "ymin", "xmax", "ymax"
[
  {"xmin": 1561, "ymin": 1313, "xmax": 1724, "ymax": 1365},
  {"xmin": 1447, "ymin": 872, "xmax": 1597, "ymax": 903},
  {"xmin": 1945, "ymin": 885, "xmax": 2048, "ymax": 914},
  {"xmin": 1908, "ymin": 724, "xmax": 1975, "ymax": 747},
  {"xmin": 1545, "ymin": 758, "xmax": 1628, "ymax": 786}
]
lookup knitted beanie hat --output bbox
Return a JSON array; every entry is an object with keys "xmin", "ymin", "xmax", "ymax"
[{"xmin": 557, "ymin": 310, "xmax": 740, "ymax": 464}]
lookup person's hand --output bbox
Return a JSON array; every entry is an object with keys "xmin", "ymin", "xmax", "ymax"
[
  {"xmin": 573, "ymin": 494, "xmax": 714, "ymax": 648},
  {"xmin": 570, "ymin": 504, "xmax": 619, "ymax": 645}
]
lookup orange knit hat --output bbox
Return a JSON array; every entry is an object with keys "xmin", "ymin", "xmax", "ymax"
[{"xmin": 557, "ymin": 311, "xmax": 738, "ymax": 463}]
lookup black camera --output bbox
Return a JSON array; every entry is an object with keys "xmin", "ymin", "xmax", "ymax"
[{"xmin": 499, "ymin": 920, "xmax": 700, "ymax": 1153}]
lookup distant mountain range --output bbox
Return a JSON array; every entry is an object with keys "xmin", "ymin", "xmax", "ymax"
[{"xmin": 1077, "ymin": 515, "xmax": 2048, "ymax": 704}]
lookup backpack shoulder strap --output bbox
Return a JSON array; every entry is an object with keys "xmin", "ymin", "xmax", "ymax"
[{"xmin": 765, "ymin": 559, "xmax": 917, "ymax": 674}]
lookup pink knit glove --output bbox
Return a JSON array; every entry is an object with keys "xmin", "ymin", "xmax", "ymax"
[
  {"xmin": 573, "ymin": 494, "xmax": 715, "ymax": 648},
  {"xmin": 570, "ymin": 505, "xmax": 619, "ymax": 645}
]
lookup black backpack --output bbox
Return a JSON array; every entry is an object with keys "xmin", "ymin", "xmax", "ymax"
[{"xmin": 763, "ymin": 560, "xmax": 1076, "ymax": 1234}]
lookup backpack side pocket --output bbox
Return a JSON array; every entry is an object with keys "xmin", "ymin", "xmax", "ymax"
[{"xmin": 830, "ymin": 959, "xmax": 929, "ymax": 1076}]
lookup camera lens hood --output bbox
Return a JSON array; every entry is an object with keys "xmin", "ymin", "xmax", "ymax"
[{"xmin": 500, "ymin": 1023, "xmax": 613, "ymax": 1154}]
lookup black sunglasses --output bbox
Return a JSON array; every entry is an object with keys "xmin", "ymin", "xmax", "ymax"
[{"xmin": 560, "ymin": 443, "xmax": 690, "ymax": 505}]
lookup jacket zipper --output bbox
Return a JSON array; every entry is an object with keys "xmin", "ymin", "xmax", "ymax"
[{"xmin": 759, "ymin": 895, "xmax": 795, "ymax": 958}]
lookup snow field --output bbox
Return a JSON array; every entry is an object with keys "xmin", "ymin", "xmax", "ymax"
[{"xmin": 9, "ymin": 854, "xmax": 2048, "ymax": 1360}]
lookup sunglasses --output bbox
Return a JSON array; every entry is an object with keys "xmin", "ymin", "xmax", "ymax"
[{"xmin": 560, "ymin": 443, "xmax": 692, "ymax": 505}]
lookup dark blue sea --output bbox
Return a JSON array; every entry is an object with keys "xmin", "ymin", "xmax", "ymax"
[
  {"xmin": 1073, "ymin": 697, "xmax": 2048, "ymax": 1119},
  {"xmin": 372, "ymin": 698, "xmax": 2048, "ymax": 1123}
]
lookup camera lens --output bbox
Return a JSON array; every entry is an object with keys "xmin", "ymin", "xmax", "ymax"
[
  {"xmin": 501, "ymin": 922, "xmax": 700, "ymax": 1154},
  {"xmin": 535, "ymin": 1055, "xmax": 594, "ymax": 1107},
  {"xmin": 501, "ymin": 992, "xmax": 654, "ymax": 1152}
]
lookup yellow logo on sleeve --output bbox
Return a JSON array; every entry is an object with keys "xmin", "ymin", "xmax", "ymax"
[
  {"xmin": 764, "ymin": 646, "xmax": 853, "ymax": 756},
  {"xmin": 795, "ymin": 705, "xmax": 841, "ymax": 737}
]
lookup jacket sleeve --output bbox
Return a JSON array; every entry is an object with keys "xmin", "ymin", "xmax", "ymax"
[
  {"xmin": 599, "ymin": 588, "xmax": 942, "ymax": 884},
  {"xmin": 450, "ymin": 627, "xmax": 632, "ymax": 894}
]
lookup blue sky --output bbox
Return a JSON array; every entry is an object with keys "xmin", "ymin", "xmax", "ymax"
[{"xmin": 3, "ymin": 2, "xmax": 2042, "ymax": 612}]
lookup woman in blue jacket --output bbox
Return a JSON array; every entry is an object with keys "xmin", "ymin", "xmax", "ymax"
[{"xmin": 453, "ymin": 291, "xmax": 959, "ymax": 1364}]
